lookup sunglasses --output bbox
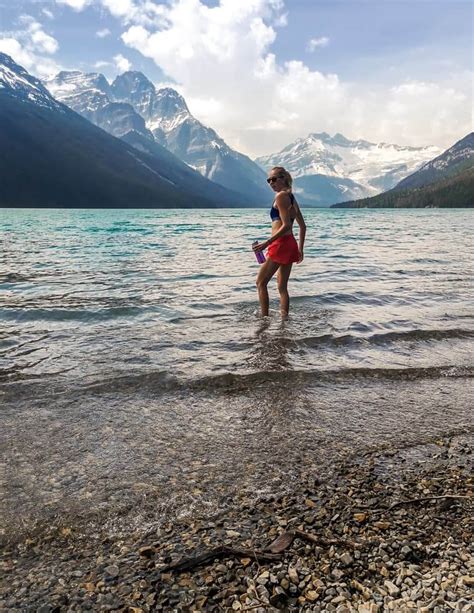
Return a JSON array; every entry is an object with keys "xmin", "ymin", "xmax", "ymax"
[{"xmin": 267, "ymin": 175, "xmax": 283, "ymax": 184}]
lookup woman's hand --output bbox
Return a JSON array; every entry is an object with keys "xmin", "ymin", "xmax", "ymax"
[
  {"xmin": 297, "ymin": 249, "xmax": 304, "ymax": 263},
  {"xmin": 253, "ymin": 240, "xmax": 270, "ymax": 253}
]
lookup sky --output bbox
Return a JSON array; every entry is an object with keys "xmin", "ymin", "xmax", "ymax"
[{"xmin": 0, "ymin": 0, "xmax": 472, "ymax": 157}]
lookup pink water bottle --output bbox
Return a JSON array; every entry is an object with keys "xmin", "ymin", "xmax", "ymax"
[{"xmin": 252, "ymin": 240, "xmax": 266, "ymax": 264}]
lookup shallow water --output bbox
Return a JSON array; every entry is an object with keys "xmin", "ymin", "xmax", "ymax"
[{"xmin": 1, "ymin": 208, "xmax": 473, "ymax": 539}]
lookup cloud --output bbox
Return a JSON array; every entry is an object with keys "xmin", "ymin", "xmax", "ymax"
[
  {"xmin": 42, "ymin": 8, "xmax": 55, "ymax": 19},
  {"xmin": 307, "ymin": 36, "xmax": 329, "ymax": 51},
  {"xmin": 28, "ymin": 23, "xmax": 59, "ymax": 54},
  {"xmin": 0, "ymin": 16, "xmax": 60, "ymax": 78},
  {"xmin": 0, "ymin": 38, "xmax": 34, "ymax": 68},
  {"xmin": 56, "ymin": 0, "xmax": 167, "ymax": 26},
  {"xmin": 379, "ymin": 78, "xmax": 471, "ymax": 147},
  {"xmin": 54, "ymin": 0, "xmax": 473, "ymax": 156},
  {"xmin": 96, "ymin": 27, "xmax": 111, "ymax": 38},
  {"xmin": 113, "ymin": 53, "xmax": 131, "ymax": 72},
  {"xmin": 56, "ymin": 0, "xmax": 93, "ymax": 10},
  {"xmin": 116, "ymin": 1, "xmax": 343, "ymax": 153},
  {"xmin": 94, "ymin": 60, "xmax": 112, "ymax": 68},
  {"xmin": 101, "ymin": 0, "xmax": 141, "ymax": 20}
]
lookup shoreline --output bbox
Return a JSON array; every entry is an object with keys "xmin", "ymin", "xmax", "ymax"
[{"xmin": 1, "ymin": 433, "xmax": 472, "ymax": 611}]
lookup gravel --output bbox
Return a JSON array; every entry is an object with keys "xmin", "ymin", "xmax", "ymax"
[{"xmin": 1, "ymin": 435, "xmax": 473, "ymax": 611}]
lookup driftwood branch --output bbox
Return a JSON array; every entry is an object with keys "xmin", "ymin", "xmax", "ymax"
[
  {"xmin": 371, "ymin": 494, "xmax": 472, "ymax": 514},
  {"xmin": 159, "ymin": 546, "xmax": 281, "ymax": 573},
  {"xmin": 264, "ymin": 529, "xmax": 357, "ymax": 552},
  {"xmin": 157, "ymin": 519, "xmax": 390, "ymax": 576},
  {"xmin": 294, "ymin": 529, "xmax": 357, "ymax": 549},
  {"xmin": 264, "ymin": 530, "xmax": 295, "ymax": 553}
]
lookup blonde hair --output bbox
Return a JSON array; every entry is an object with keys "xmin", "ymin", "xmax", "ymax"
[{"xmin": 271, "ymin": 166, "xmax": 293, "ymax": 190}]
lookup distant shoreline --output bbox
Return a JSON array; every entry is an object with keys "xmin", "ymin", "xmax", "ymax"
[{"xmin": 2, "ymin": 204, "xmax": 473, "ymax": 210}]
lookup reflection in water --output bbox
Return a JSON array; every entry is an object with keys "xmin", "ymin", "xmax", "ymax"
[{"xmin": 250, "ymin": 316, "xmax": 293, "ymax": 371}]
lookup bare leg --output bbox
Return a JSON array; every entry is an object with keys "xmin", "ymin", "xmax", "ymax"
[
  {"xmin": 277, "ymin": 263, "xmax": 293, "ymax": 317},
  {"xmin": 256, "ymin": 259, "xmax": 280, "ymax": 316}
]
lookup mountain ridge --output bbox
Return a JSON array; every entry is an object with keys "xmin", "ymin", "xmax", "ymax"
[
  {"xmin": 256, "ymin": 132, "xmax": 441, "ymax": 206},
  {"xmin": 46, "ymin": 69, "xmax": 269, "ymax": 203},
  {"xmin": 0, "ymin": 53, "xmax": 247, "ymax": 208},
  {"xmin": 394, "ymin": 132, "xmax": 474, "ymax": 191},
  {"xmin": 331, "ymin": 133, "xmax": 474, "ymax": 209}
]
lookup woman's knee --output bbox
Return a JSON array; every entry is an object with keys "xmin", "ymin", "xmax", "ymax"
[
  {"xmin": 256, "ymin": 276, "xmax": 268, "ymax": 289},
  {"xmin": 277, "ymin": 280, "xmax": 288, "ymax": 294}
]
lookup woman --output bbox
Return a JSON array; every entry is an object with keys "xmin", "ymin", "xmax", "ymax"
[{"xmin": 252, "ymin": 166, "xmax": 306, "ymax": 317}]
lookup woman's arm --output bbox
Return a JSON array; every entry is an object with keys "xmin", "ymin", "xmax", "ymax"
[{"xmin": 294, "ymin": 198, "xmax": 306, "ymax": 262}]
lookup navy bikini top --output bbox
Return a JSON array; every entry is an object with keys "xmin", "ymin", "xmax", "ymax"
[{"xmin": 270, "ymin": 192, "xmax": 296, "ymax": 222}]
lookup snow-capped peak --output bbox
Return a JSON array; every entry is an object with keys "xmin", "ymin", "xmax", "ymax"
[
  {"xmin": 45, "ymin": 70, "xmax": 110, "ymax": 99},
  {"xmin": 112, "ymin": 71, "xmax": 155, "ymax": 96},
  {"xmin": 419, "ymin": 132, "xmax": 474, "ymax": 172},
  {"xmin": 155, "ymin": 87, "xmax": 189, "ymax": 111},
  {"xmin": 108, "ymin": 79, "xmax": 191, "ymax": 133},
  {"xmin": 0, "ymin": 52, "xmax": 63, "ymax": 111},
  {"xmin": 43, "ymin": 69, "xmax": 111, "ymax": 117},
  {"xmin": 256, "ymin": 132, "xmax": 442, "ymax": 197},
  {"xmin": 146, "ymin": 87, "xmax": 190, "ymax": 132}
]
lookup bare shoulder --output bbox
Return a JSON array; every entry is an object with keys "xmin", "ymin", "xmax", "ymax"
[{"xmin": 275, "ymin": 190, "xmax": 292, "ymax": 207}]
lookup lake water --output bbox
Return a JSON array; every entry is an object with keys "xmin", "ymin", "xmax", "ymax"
[{"xmin": 1, "ymin": 208, "xmax": 473, "ymax": 540}]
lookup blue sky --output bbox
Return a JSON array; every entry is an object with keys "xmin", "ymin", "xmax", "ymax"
[
  {"xmin": 0, "ymin": 1, "xmax": 472, "ymax": 155},
  {"xmin": 277, "ymin": 1, "xmax": 472, "ymax": 83}
]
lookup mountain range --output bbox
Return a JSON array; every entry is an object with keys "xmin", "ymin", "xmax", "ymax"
[
  {"xmin": 1, "ymin": 52, "xmax": 470, "ymax": 209},
  {"xmin": 45, "ymin": 70, "xmax": 269, "ymax": 204},
  {"xmin": 332, "ymin": 133, "xmax": 474, "ymax": 208},
  {"xmin": 0, "ymin": 53, "xmax": 247, "ymax": 208},
  {"xmin": 45, "ymin": 70, "xmax": 446, "ymax": 207},
  {"xmin": 256, "ymin": 132, "xmax": 441, "ymax": 206}
]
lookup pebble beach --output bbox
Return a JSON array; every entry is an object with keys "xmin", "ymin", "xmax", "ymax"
[{"xmin": 2, "ymin": 433, "xmax": 472, "ymax": 612}]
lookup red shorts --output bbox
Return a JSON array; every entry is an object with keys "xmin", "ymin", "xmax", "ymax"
[{"xmin": 267, "ymin": 234, "xmax": 300, "ymax": 265}]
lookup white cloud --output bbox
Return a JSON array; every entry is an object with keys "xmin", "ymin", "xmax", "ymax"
[
  {"xmin": 102, "ymin": 0, "xmax": 139, "ymax": 20},
  {"xmin": 54, "ymin": 0, "xmax": 474, "ymax": 156},
  {"xmin": 56, "ymin": 0, "xmax": 167, "ymax": 26},
  {"xmin": 0, "ymin": 38, "xmax": 34, "ymax": 68},
  {"xmin": 42, "ymin": 8, "xmax": 55, "ymax": 19},
  {"xmin": 29, "ymin": 25, "xmax": 59, "ymax": 54},
  {"xmin": 94, "ymin": 60, "xmax": 112, "ymax": 68},
  {"xmin": 113, "ymin": 53, "xmax": 131, "ymax": 72},
  {"xmin": 0, "ymin": 16, "xmax": 60, "ymax": 78},
  {"xmin": 56, "ymin": 0, "xmax": 93, "ymax": 10},
  {"xmin": 307, "ymin": 36, "xmax": 329, "ymax": 51},
  {"xmin": 96, "ymin": 27, "xmax": 111, "ymax": 38},
  {"xmin": 273, "ymin": 11, "xmax": 288, "ymax": 28},
  {"xmin": 378, "ymin": 78, "xmax": 471, "ymax": 147}
]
